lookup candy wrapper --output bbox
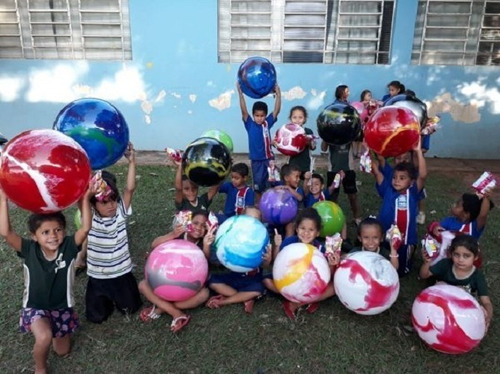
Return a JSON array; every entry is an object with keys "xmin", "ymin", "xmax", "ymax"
[
  {"xmin": 359, "ymin": 149, "xmax": 372, "ymax": 173},
  {"xmin": 91, "ymin": 171, "xmax": 113, "ymax": 202},
  {"xmin": 207, "ymin": 211, "xmax": 219, "ymax": 231},
  {"xmin": 165, "ymin": 147, "xmax": 183, "ymax": 164},
  {"xmin": 325, "ymin": 233, "xmax": 343, "ymax": 255},
  {"xmin": 472, "ymin": 171, "xmax": 496, "ymax": 195},
  {"xmin": 268, "ymin": 160, "xmax": 281, "ymax": 183},
  {"xmin": 386, "ymin": 224, "xmax": 402, "ymax": 250},
  {"xmin": 173, "ymin": 210, "xmax": 193, "ymax": 231},
  {"xmin": 306, "ymin": 134, "xmax": 319, "ymax": 149},
  {"xmin": 429, "ymin": 230, "xmax": 456, "ymax": 266},
  {"xmin": 421, "ymin": 115, "xmax": 440, "ymax": 135},
  {"xmin": 331, "ymin": 173, "xmax": 343, "ymax": 189},
  {"xmin": 421, "ymin": 234, "xmax": 439, "ymax": 260}
]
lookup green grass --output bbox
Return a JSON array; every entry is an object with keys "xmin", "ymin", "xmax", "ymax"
[{"xmin": 0, "ymin": 164, "xmax": 499, "ymax": 374}]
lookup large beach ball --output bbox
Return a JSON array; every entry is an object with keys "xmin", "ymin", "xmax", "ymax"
[
  {"xmin": 145, "ymin": 239, "xmax": 208, "ymax": 302},
  {"xmin": 237, "ymin": 56, "xmax": 277, "ymax": 99},
  {"xmin": 312, "ymin": 200, "xmax": 345, "ymax": 237},
  {"xmin": 412, "ymin": 284, "xmax": 486, "ymax": 354},
  {"xmin": 182, "ymin": 137, "xmax": 232, "ymax": 187},
  {"xmin": 53, "ymin": 98, "xmax": 129, "ymax": 170},
  {"xmin": 201, "ymin": 129, "xmax": 234, "ymax": 153},
  {"xmin": 259, "ymin": 188, "xmax": 298, "ymax": 225},
  {"xmin": 0, "ymin": 129, "xmax": 91, "ymax": 213},
  {"xmin": 317, "ymin": 102, "xmax": 361, "ymax": 145},
  {"xmin": 364, "ymin": 106, "xmax": 420, "ymax": 157},
  {"xmin": 334, "ymin": 251, "xmax": 400, "ymax": 315},
  {"xmin": 215, "ymin": 215, "xmax": 269, "ymax": 272},
  {"xmin": 273, "ymin": 123, "xmax": 308, "ymax": 156},
  {"xmin": 273, "ymin": 243, "xmax": 331, "ymax": 303},
  {"xmin": 384, "ymin": 94, "xmax": 428, "ymax": 128}
]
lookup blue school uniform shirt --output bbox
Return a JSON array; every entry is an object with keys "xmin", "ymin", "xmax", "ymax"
[
  {"xmin": 378, "ymin": 182, "xmax": 420, "ymax": 246},
  {"xmin": 376, "ymin": 162, "xmax": 426, "ymax": 201},
  {"xmin": 439, "ymin": 216, "xmax": 484, "ymax": 240},
  {"xmin": 219, "ymin": 182, "xmax": 255, "ymax": 218},
  {"xmin": 244, "ymin": 114, "xmax": 276, "ymax": 161},
  {"xmin": 280, "ymin": 235, "xmax": 326, "ymax": 253},
  {"xmin": 303, "ymin": 188, "xmax": 330, "ymax": 208}
]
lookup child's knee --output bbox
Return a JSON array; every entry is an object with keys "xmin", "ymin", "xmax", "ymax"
[
  {"xmin": 53, "ymin": 337, "xmax": 71, "ymax": 357},
  {"xmin": 34, "ymin": 330, "xmax": 53, "ymax": 348}
]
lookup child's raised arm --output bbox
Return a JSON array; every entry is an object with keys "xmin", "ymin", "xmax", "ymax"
[
  {"xmin": 151, "ymin": 224, "xmax": 185, "ymax": 249},
  {"xmin": 0, "ymin": 187, "xmax": 22, "ymax": 251},
  {"xmin": 414, "ymin": 139, "xmax": 427, "ymax": 192},
  {"xmin": 370, "ymin": 154, "xmax": 385, "ymax": 186},
  {"xmin": 236, "ymin": 82, "xmax": 249, "ymax": 121},
  {"xmin": 122, "ymin": 142, "xmax": 136, "ymax": 211},
  {"xmin": 476, "ymin": 193, "xmax": 492, "ymax": 231},
  {"xmin": 75, "ymin": 186, "xmax": 94, "ymax": 246},
  {"xmin": 174, "ymin": 163, "xmax": 183, "ymax": 205},
  {"xmin": 303, "ymin": 172, "xmax": 312, "ymax": 196},
  {"xmin": 272, "ymin": 84, "xmax": 281, "ymax": 121},
  {"xmin": 207, "ymin": 181, "xmax": 222, "ymax": 202}
]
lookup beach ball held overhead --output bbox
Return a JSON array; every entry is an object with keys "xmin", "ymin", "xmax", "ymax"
[
  {"xmin": 273, "ymin": 243, "xmax": 331, "ymax": 304},
  {"xmin": 317, "ymin": 102, "xmax": 361, "ymax": 146},
  {"xmin": 0, "ymin": 129, "xmax": 91, "ymax": 213},
  {"xmin": 145, "ymin": 239, "xmax": 208, "ymax": 302},
  {"xmin": 215, "ymin": 215, "xmax": 270, "ymax": 272},
  {"xmin": 334, "ymin": 251, "xmax": 400, "ymax": 315},
  {"xmin": 412, "ymin": 284, "xmax": 486, "ymax": 354},
  {"xmin": 53, "ymin": 98, "xmax": 130, "ymax": 170},
  {"xmin": 237, "ymin": 56, "xmax": 277, "ymax": 98},
  {"xmin": 273, "ymin": 123, "xmax": 308, "ymax": 156},
  {"xmin": 384, "ymin": 94, "xmax": 428, "ymax": 128}
]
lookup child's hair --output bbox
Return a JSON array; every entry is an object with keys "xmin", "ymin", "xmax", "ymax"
[
  {"xmin": 181, "ymin": 174, "xmax": 198, "ymax": 187},
  {"xmin": 405, "ymin": 89, "xmax": 416, "ymax": 97},
  {"xmin": 295, "ymin": 207, "xmax": 322, "ymax": 231},
  {"xmin": 280, "ymin": 163, "xmax": 301, "ymax": 180},
  {"xmin": 289, "ymin": 105, "xmax": 307, "ymax": 121},
  {"xmin": 252, "ymin": 101, "xmax": 268, "ymax": 115},
  {"xmin": 357, "ymin": 217, "xmax": 384, "ymax": 237},
  {"xmin": 243, "ymin": 205, "xmax": 262, "ymax": 220},
  {"xmin": 311, "ymin": 173, "xmax": 324, "ymax": 184},
  {"xmin": 231, "ymin": 162, "xmax": 249, "ymax": 177},
  {"xmin": 191, "ymin": 210, "xmax": 209, "ymax": 221},
  {"xmin": 449, "ymin": 234, "xmax": 479, "ymax": 256},
  {"xmin": 360, "ymin": 89, "xmax": 371, "ymax": 101},
  {"xmin": 394, "ymin": 161, "xmax": 417, "ymax": 180},
  {"xmin": 28, "ymin": 212, "xmax": 66, "ymax": 234},
  {"xmin": 90, "ymin": 170, "xmax": 120, "ymax": 206},
  {"xmin": 388, "ymin": 80, "xmax": 405, "ymax": 94},
  {"xmin": 461, "ymin": 193, "xmax": 494, "ymax": 221},
  {"xmin": 335, "ymin": 85, "xmax": 348, "ymax": 100}
]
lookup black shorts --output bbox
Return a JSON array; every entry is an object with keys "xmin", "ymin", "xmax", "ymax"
[
  {"xmin": 86, "ymin": 272, "xmax": 142, "ymax": 324},
  {"xmin": 327, "ymin": 170, "xmax": 358, "ymax": 195}
]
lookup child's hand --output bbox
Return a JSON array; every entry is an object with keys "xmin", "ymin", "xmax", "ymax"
[
  {"xmin": 420, "ymin": 247, "xmax": 432, "ymax": 263},
  {"xmin": 304, "ymin": 171, "xmax": 312, "ymax": 180},
  {"xmin": 262, "ymin": 244, "xmax": 272, "ymax": 262},
  {"xmin": 236, "ymin": 81, "xmax": 243, "ymax": 94},
  {"xmin": 326, "ymin": 252, "xmax": 340, "ymax": 267},
  {"xmin": 203, "ymin": 225, "xmax": 217, "ymax": 247},
  {"xmin": 274, "ymin": 84, "xmax": 281, "ymax": 95},
  {"xmin": 172, "ymin": 223, "xmax": 186, "ymax": 237},
  {"xmin": 273, "ymin": 229, "xmax": 282, "ymax": 249},
  {"xmin": 124, "ymin": 142, "xmax": 135, "ymax": 163}
]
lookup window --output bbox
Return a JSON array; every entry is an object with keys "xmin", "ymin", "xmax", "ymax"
[
  {"xmin": 412, "ymin": 0, "xmax": 500, "ymax": 66},
  {"xmin": 0, "ymin": 0, "xmax": 131, "ymax": 60},
  {"xmin": 218, "ymin": 0, "xmax": 395, "ymax": 64}
]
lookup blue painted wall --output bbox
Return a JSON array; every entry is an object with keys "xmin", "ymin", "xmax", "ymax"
[{"xmin": 0, "ymin": 0, "xmax": 499, "ymax": 158}]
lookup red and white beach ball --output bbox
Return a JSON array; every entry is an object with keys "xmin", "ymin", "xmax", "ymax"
[{"xmin": 273, "ymin": 123, "xmax": 308, "ymax": 156}]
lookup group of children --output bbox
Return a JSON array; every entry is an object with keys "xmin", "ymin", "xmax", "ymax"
[{"xmin": 0, "ymin": 81, "xmax": 494, "ymax": 373}]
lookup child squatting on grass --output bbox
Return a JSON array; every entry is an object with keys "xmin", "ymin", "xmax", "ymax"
[
  {"xmin": 138, "ymin": 210, "xmax": 214, "ymax": 332},
  {"xmin": 0, "ymin": 184, "xmax": 94, "ymax": 374}
]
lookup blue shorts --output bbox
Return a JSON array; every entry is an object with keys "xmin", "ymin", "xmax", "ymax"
[
  {"xmin": 251, "ymin": 159, "xmax": 271, "ymax": 193},
  {"xmin": 397, "ymin": 244, "xmax": 414, "ymax": 277},
  {"xmin": 209, "ymin": 270, "xmax": 264, "ymax": 293},
  {"xmin": 20, "ymin": 307, "xmax": 79, "ymax": 338}
]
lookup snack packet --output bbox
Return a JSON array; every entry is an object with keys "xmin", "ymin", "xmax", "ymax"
[
  {"xmin": 173, "ymin": 210, "xmax": 192, "ymax": 231},
  {"xmin": 165, "ymin": 147, "xmax": 183, "ymax": 164},
  {"xmin": 91, "ymin": 171, "xmax": 113, "ymax": 202},
  {"xmin": 207, "ymin": 211, "xmax": 219, "ymax": 231},
  {"xmin": 325, "ymin": 233, "xmax": 343, "ymax": 255},
  {"xmin": 421, "ymin": 234, "xmax": 439, "ymax": 260},
  {"xmin": 421, "ymin": 115, "xmax": 440, "ymax": 135},
  {"xmin": 386, "ymin": 223, "xmax": 402, "ymax": 251},
  {"xmin": 472, "ymin": 171, "xmax": 496, "ymax": 195},
  {"xmin": 359, "ymin": 149, "xmax": 372, "ymax": 173}
]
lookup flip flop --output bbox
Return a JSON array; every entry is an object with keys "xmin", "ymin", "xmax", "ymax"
[
  {"xmin": 244, "ymin": 299, "xmax": 255, "ymax": 314},
  {"xmin": 206, "ymin": 295, "xmax": 225, "ymax": 309},
  {"xmin": 306, "ymin": 302, "xmax": 319, "ymax": 314},
  {"xmin": 139, "ymin": 306, "xmax": 160, "ymax": 322},
  {"xmin": 282, "ymin": 300, "xmax": 297, "ymax": 320},
  {"xmin": 170, "ymin": 315, "xmax": 191, "ymax": 333}
]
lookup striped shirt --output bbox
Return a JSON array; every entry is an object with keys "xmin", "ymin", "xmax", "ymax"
[{"xmin": 87, "ymin": 200, "xmax": 133, "ymax": 279}]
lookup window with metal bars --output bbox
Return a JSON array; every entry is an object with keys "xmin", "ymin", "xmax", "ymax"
[
  {"xmin": 218, "ymin": 0, "xmax": 395, "ymax": 64},
  {"xmin": 0, "ymin": 0, "xmax": 131, "ymax": 60},
  {"xmin": 412, "ymin": 0, "xmax": 500, "ymax": 66}
]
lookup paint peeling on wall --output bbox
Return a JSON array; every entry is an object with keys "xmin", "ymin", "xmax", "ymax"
[
  {"xmin": 209, "ymin": 90, "xmax": 234, "ymax": 111},
  {"xmin": 458, "ymin": 81, "xmax": 500, "ymax": 115},
  {"xmin": 282, "ymin": 86, "xmax": 307, "ymax": 101},
  {"xmin": 426, "ymin": 93, "xmax": 480, "ymax": 123},
  {"xmin": 139, "ymin": 89, "xmax": 166, "ymax": 124},
  {"xmin": 307, "ymin": 89, "xmax": 327, "ymax": 111},
  {"xmin": 189, "ymin": 94, "xmax": 197, "ymax": 103},
  {"xmin": 171, "ymin": 92, "xmax": 181, "ymax": 99}
]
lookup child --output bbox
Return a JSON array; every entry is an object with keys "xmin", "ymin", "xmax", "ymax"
[
  {"xmin": 382, "ymin": 80, "xmax": 405, "ymax": 103},
  {"xmin": 277, "ymin": 163, "xmax": 304, "ymax": 237},
  {"xmin": 175, "ymin": 162, "xmax": 219, "ymax": 212},
  {"xmin": 206, "ymin": 206, "xmax": 272, "ymax": 314},
  {"xmin": 287, "ymin": 106, "xmax": 316, "ymax": 179},
  {"xmin": 419, "ymin": 235, "xmax": 493, "ymax": 329},
  {"xmin": 321, "ymin": 140, "xmax": 362, "ymax": 225},
  {"xmin": 371, "ymin": 139, "xmax": 427, "ymax": 276},
  {"xmin": 303, "ymin": 172, "xmax": 336, "ymax": 208},
  {"xmin": 237, "ymin": 81, "xmax": 281, "ymax": 202},
  {"xmin": 348, "ymin": 217, "xmax": 399, "ymax": 269},
  {"xmin": 85, "ymin": 144, "xmax": 143, "ymax": 323},
  {"xmin": 217, "ymin": 162, "xmax": 254, "ymax": 223},
  {"xmin": 334, "ymin": 84, "xmax": 350, "ymax": 104},
  {"xmin": 138, "ymin": 211, "xmax": 213, "ymax": 332},
  {"xmin": 0, "ymin": 186, "xmax": 93, "ymax": 374}
]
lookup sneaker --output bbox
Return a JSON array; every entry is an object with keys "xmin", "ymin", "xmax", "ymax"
[{"xmin": 416, "ymin": 212, "xmax": 426, "ymax": 225}]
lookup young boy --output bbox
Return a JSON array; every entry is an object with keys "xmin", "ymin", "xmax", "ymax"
[
  {"xmin": 217, "ymin": 162, "xmax": 255, "ymax": 223},
  {"xmin": 371, "ymin": 140, "xmax": 427, "ymax": 276},
  {"xmin": 0, "ymin": 186, "xmax": 93, "ymax": 374},
  {"xmin": 174, "ymin": 162, "xmax": 219, "ymax": 212},
  {"xmin": 303, "ymin": 172, "xmax": 336, "ymax": 208},
  {"xmin": 276, "ymin": 163, "xmax": 304, "ymax": 237},
  {"xmin": 237, "ymin": 81, "xmax": 281, "ymax": 202}
]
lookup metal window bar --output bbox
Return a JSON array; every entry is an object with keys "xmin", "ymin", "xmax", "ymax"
[{"xmin": 0, "ymin": 0, "xmax": 23, "ymax": 58}]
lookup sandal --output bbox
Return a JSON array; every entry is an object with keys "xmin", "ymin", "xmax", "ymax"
[
  {"xmin": 244, "ymin": 299, "xmax": 255, "ymax": 314},
  {"xmin": 306, "ymin": 302, "xmax": 319, "ymax": 314},
  {"xmin": 206, "ymin": 295, "xmax": 225, "ymax": 309},
  {"xmin": 282, "ymin": 300, "xmax": 297, "ymax": 320},
  {"xmin": 170, "ymin": 315, "xmax": 191, "ymax": 333},
  {"xmin": 140, "ymin": 306, "xmax": 161, "ymax": 322}
]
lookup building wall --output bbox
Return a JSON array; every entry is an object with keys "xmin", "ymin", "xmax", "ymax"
[{"xmin": 0, "ymin": 0, "xmax": 499, "ymax": 158}]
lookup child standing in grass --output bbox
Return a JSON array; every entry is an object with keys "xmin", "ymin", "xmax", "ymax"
[
  {"xmin": 0, "ymin": 186, "xmax": 93, "ymax": 374},
  {"xmin": 419, "ymin": 235, "xmax": 493, "ymax": 329},
  {"xmin": 287, "ymin": 106, "xmax": 316, "ymax": 179},
  {"xmin": 139, "ymin": 210, "xmax": 213, "ymax": 332}
]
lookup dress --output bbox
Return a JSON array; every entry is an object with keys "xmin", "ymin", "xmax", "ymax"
[{"xmin": 289, "ymin": 127, "xmax": 314, "ymax": 174}]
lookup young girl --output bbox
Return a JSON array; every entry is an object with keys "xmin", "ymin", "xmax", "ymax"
[
  {"xmin": 264, "ymin": 208, "xmax": 337, "ymax": 319},
  {"xmin": 419, "ymin": 235, "xmax": 493, "ymax": 329},
  {"xmin": 287, "ymin": 106, "xmax": 316, "ymax": 179},
  {"xmin": 85, "ymin": 143, "xmax": 143, "ymax": 323},
  {"xmin": 382, "ymin": 80, "xmax": 405, "ymax": 103},
  {"xmin": 0, "ymin": 185, "xmax": 93, "ymax": 374},
  {"xmin": 349, "ymin": 217, "xmax": 399, "ymax": 269},
  {"xmin": 334, "ymin": 84, "xmax": 350, "ymax": 104},
  {"xmin": 139, "ymin": 211, "xmax": 213, "ymax": 332}
]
